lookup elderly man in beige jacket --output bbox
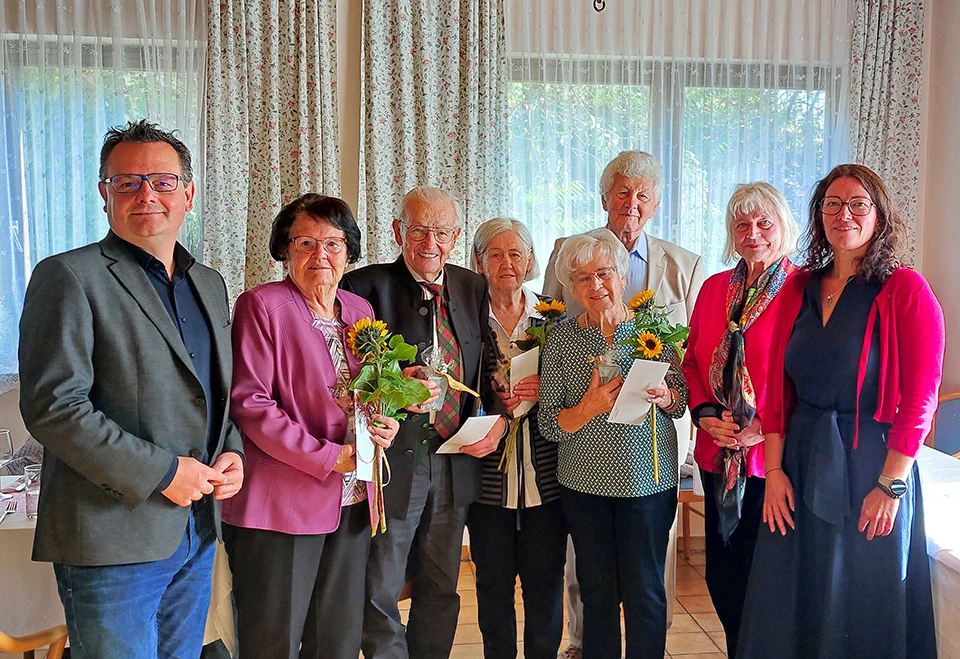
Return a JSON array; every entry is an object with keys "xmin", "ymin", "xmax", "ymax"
[{"xmin": 543, "ymin": 151, "xmax": 706, "ymax": 659}]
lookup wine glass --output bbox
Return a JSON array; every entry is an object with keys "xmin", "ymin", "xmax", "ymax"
[{"xmin": 0, "ymin": 429, "xmax": 13, "ymax": 471}]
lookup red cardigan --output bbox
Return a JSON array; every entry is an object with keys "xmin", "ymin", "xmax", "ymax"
[
  {"xmin": 683, "ymin": 268, "xmax": 796, "ymax": 477},
  {"xmin": 766, "ymin": 267, "xmax": 945, "ymax": 458}
]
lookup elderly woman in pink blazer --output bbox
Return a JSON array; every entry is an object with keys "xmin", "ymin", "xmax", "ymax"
[{"xmin": 222, "ymin": 194, "xmax": 400, "ymax": 659}]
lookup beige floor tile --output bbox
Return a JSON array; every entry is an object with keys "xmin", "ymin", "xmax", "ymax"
[
  {"xmin": 400, "ymin": 608, "xmax": 409, "ymax": 624},
  {"xmin": 458, "ymin": 606, "xmax": 479, "ymax": 624},
  {"xmin": 673, "ymin": 599, "xmax": 687, "ymax": 614},
  {"xmin": 449, "ymin": 643, "xmax": 485, "ymax": 658},
  {"xmin": 694, "ymin": 565, "xmax": 708, "ymax": 579},
  {"xmin": 458, "ymin": 575, "xmax": 476, "ymax": 591},
  {"xmin": 454, "ymin": 623, "xmax": 484, "ymax": 644},
  {"xmin": 677, "ymin": 596, "xmax": 716, "ymax": 614},
  {"xmin": 668, "ymin": 613, "xmax": 703, "ymax": 634},
  {"xmin": 398, "ymin": 598, "xmax": 410, "ymax": 611},
  {"xmin": 671, "ymin": 654, "xmax": 725, "ymax": 659},
  {"xmin": 459, "ymin": 590, "xmax": 478, "ymax": 607},
  {"xmin": 708, "ymin": 631, "xmax": 727, "ymax": 653},
  {"xmin": 676, "ymin": 564, "xmax": 702, "ymax": 581},
  {"xmin": 460, "ymin": 561, "xmax": 474, "ymax": 576},
  {"xmin": 691, "ymin": 611, "xmax": 723, "ymax": 632},
  {"xmin": 685, "ymin": 551, "xmax": 707, "ymax": 566},
  {"xmin": 667, "ymin": 631, "xmax": 721, "ymax": 655},
  {"xmin": 675, "ymin": 580, "xmax": 710, "ymax": 597}
]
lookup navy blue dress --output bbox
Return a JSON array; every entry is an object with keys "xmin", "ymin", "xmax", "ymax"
[{"xmin": 737, "ymin": 274, "xmax": 937, "ymax": 659}]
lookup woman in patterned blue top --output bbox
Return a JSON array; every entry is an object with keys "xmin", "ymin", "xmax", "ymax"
[{"xmin": 539, "ymin": 228, "xmax": 688, "ymax": 659}]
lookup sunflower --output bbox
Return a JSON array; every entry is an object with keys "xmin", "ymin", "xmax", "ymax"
[
  {"xmin": 636, "ymin": 331, "xmax": 664, "ymax": 359},
  {"xmin": 534, "ymin": 299, "xmax": 567, "ymax": 320},
  {"xmin": 346, "ymin": 317, "xmax": 389, "ymax": 360},
  {"xmin": 627, "ymin": 289, "xmax": 655, "ymax": 310}
]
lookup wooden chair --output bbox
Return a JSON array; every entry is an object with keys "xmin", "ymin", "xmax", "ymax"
[
  {"xmin": 926, "ymin": 392, "xmax": 960, "ymax": 457},
  {"xmin": 0, "ymin": 624, "xmax": 68, "ymax": 659},
  {"xmin": 678, "ymin": 475, "xmax": 705, "ymax": 560}
]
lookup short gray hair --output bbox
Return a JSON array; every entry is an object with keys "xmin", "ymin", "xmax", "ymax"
[
  {"xmin": 555, "ymin": 228, "xmax": 630, "ymax": 289},
  {"xmin": 723, "ymin": 182, "xmax": 800, "ymax": 264},
  {"xmin": 471, "ymin": 217, "xmax": 540, "ymax": 281},
  {"xmin": 399, "ymin": 187, "xmax": 463, "ymax": 226},
  {"xmin": 599, "ymin": 151, "xmax": 664, "ymax": 203}
]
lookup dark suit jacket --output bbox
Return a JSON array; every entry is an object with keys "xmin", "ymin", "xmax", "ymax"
[
  {"xmin": 18, "ymin": 231, "xmax": 243, "ymax": 566},
  {"xmin": 340, "ymin": 257, "xmax": 495, "ymax": 519}
]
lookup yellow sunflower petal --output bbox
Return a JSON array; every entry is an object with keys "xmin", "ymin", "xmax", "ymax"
[
  {"xmin": 637, "ymin": 331, "xmax": 664, "ymax": 359},
  {"xmin": 627, "ymin": 290, "xmax": 655, "ymax": 310}
]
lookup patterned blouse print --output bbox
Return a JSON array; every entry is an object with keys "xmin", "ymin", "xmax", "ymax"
[
  {"xmin": 539, "ymin": 318, "xmax": 688, "ymax": 498},
  {"xmin": 311, "ymin": 309, "xmax": 367, "ymax": 507}
]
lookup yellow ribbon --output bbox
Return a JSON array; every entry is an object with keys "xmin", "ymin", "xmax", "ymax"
[
  {"xmin": 497, "ymin": 417, "xmax": 523, "ymax": 472},
  {"xmin": 438, "ymin": 371, "xmax": 480, "ymax": 397},
  {"xmin": 369, "ymin": 445, "xmax": 391, "ymax": 537},
  {"xmin": 650, "ymin": 406, "xmax": 660, "ymax": 483}
]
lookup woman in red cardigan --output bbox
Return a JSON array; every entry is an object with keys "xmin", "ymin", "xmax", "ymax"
[
  {"xmin": 737, "ymin": 164, "xmax": 943, "ymax": 659},
  {"xmin": 682, "ymin": 182, "xmax": 799, "ymax": 658}
]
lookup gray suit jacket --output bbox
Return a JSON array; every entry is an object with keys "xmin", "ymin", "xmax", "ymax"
[{"xmin": 18, "ymin": 232, "xmax": 243, "ymax": 566}]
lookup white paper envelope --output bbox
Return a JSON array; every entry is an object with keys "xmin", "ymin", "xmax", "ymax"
[
  {"xmin": 436, "ymin": 415, "xmax": 500, "ymax": 454},
  {"xmin": 608, "ymin": 359, "xmax": 670, "ymax": 426},
  {"xmin": 354, "ymin": 405, "xmax": 375, "ymax": 482},
  {"xmin": 510, "ymin": 346, "xmax": 539, "ymax": 417}
]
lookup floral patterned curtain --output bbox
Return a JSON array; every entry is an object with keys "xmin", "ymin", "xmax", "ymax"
[
  {"xmin": 203, "ymin": 0, "xmax": 340, "ymax": 297},
  {"xmin": 359, "ymin": 0, "xmax": 508, "ymax": 266},
  {"xmin": 848, "ymin": 0, "xmax": 924, "ymax": 262}
]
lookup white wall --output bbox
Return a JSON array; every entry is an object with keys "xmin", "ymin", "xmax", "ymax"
[{"xmin": 919, "ymin": 0, "xmax": 960, "ymax": 393}]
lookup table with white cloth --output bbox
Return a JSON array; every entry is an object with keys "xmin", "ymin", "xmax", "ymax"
[
  {"xmin": 0, "ymin": 476, "xmax": 236, "ymax": 656},
  {"xmin": 917, "ymin": 446, "xmax": 960, "ymax": 659}
]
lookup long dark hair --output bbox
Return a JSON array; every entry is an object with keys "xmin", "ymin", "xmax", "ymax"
[{"xmin": 803, "ymin": 163, "xmax": 907, "ymax": 283}]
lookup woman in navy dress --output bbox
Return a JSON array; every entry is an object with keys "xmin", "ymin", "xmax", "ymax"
[{"xmin": 737, "ymin": 164, "xmax": 944, "ymax": 659}]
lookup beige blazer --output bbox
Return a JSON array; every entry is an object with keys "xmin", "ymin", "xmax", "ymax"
[{"xmin": 542, "ymin": 233, "xmax": 706, "ymax": 324}]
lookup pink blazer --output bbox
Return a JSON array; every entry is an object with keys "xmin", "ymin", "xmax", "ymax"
[
  {"xmin": 682, "ymin": 268, "xmax": 794, "ymax": 478},
  {"xmin": 222, "ymin": 278, "xmax": 376, "ymax": 535},
  {"xmin": 765, "ymin": 267, "xmax": 945, "ymax": 458}
]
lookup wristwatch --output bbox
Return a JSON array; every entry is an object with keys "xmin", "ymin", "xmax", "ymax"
[{"xmin": 876, "ymin": 475, "xmax": 907, "ymax": 499}]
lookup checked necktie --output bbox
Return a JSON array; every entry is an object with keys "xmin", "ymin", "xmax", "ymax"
[{"xmin": 422, "ymin": 282, "xmax": 463, "ymax": 438}]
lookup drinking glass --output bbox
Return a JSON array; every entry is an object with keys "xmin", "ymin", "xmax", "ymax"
[
  {"xmin": 24, "ymin": 464, "xmax": 42, "ymax": 519},
  {"xmin": 0, "ymin": 429, "xmax": 13, "ymax": 470}
]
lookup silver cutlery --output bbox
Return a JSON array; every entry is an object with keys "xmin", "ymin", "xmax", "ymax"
[{"xmin": 0, "ymin": 499, "xmax": 17, "ymax": 525}]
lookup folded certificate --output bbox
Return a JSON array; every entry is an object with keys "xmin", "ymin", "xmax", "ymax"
[
  {"xmin": 436, "ymin": 415, "xmax": 500, "ymax": 454},
  {"xmin": 510, "ymin": 346, "xmax": 539, "ymax": 417},
  {"xmin": 354, "ymin": 405, "xmax": 375, "ymax": 482},
  {"xmin": 608, "ymin": 359, "xmax": 671, "ymax": 426}
]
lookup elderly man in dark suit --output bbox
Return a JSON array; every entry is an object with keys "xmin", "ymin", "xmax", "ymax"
[
  {"xmin": 18, "ymin": 120, "xmax": 244, "ymax": 659},
  {"xmin": 342, "ymin": 187, "xmax": 504, "ymax": 659}
]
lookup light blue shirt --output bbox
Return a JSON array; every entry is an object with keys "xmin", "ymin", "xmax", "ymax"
[{"xmin": 624, "ymin": 233, "xmax": 649, "ymax": 300}]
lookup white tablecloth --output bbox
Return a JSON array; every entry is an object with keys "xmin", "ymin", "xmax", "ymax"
[
  {"xmin": 918, "ymin": 446, "xmax": 960, "ymax": 659},
  {"xmin": 0, "ymin": 476, "xmax": 235, "ymax": 655}
]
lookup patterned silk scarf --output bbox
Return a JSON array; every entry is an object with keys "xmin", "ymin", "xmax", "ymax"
[{"xmin": 707, "ymin": 256, "xmax": 794, "ymax": 542}]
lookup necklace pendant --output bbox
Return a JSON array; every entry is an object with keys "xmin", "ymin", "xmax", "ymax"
[{"xmin": 826, "ymin": 294, "xmax": 834, "ymax": 307}]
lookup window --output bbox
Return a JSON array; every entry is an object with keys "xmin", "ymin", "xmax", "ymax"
[
  {"xmin": 507, "ymin": 58, "xmax": 843, "ymax": 290},
  {"xmin": 1, "ymin": 36, "xmax": 203, "ymax": 377}
]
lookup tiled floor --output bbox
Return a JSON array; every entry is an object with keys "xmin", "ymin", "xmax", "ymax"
[{"xmin": 401, "ymin": 544, "xmax": 727, "ymax": 659}]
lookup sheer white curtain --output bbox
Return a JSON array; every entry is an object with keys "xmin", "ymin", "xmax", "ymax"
[
  {"xmin": 0, "ymin": 0, "xmax": 205, "ymax": 385},
  {"xmin": 505, "ymin": 0, "xmax": 852, "ymax": 288}
]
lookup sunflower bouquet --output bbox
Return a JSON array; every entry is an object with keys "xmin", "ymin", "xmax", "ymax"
[
  {"xmin": 498, "ymin": 299, "xmax": 566, "ymax": 471},
  {"xmin": 620, "ymin": 289, "xmax": 690, "ymax": 483},
  {"xmin": 345, "ymin": 317, "xmax": 431, "ymax": 535}
]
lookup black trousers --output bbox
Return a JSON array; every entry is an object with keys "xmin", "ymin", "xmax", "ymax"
[
  {"xmin": 700, "ymin": 470, "xmax": 765, "ymax": 659},
  {"xmin": 467, "ymin": 500, "xmax": 567, "ymax": 659},
  {"xmin": 222, "ymin": 502, "xmax": 370, "ymax": 659},
  {"xmin": 561, "ymin": 486, "xmax": 677, "ymax": 659}
]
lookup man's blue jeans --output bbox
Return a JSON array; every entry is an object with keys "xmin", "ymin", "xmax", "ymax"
[{"xmin": 53, "ymin": 506, "xmax": 216, "ymax": 659}]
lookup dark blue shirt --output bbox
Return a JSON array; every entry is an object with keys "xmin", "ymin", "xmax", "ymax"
[{"xmin": 117, "ymin": 234, "xmax": 219, "ymax": 490}]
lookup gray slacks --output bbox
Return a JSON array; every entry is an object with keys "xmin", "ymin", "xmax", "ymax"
[{"xmin": 361, "ymin": 450, "xmax": 469, "ymax": 659}]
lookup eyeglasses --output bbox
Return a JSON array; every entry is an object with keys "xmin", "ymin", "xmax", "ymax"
[
  {"xmin": 821, "ymin": 196, "xmax": 874, "ymax": 216},
  {"xmin": 573, "ymin": 267, "xmax": 618, "ymax": 286},
  {"xmin": 101, "ymin": 173, "xmax": 185, "ymax": 194},
  {"xmin": 400, "ymin": 222, "xmax": 458, "ymax": 244},
  {"xmin": 289, "ymin": 236, "xmax": 347, "ymax": 255}
]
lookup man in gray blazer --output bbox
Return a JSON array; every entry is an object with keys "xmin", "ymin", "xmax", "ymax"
[
  {"xmin": 18, "ymin": 120, "xmax": 244, "ymax": 659},
  {"xmin": 543, "ymin": 151, "xmax": 706, "ymax": 659}
]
